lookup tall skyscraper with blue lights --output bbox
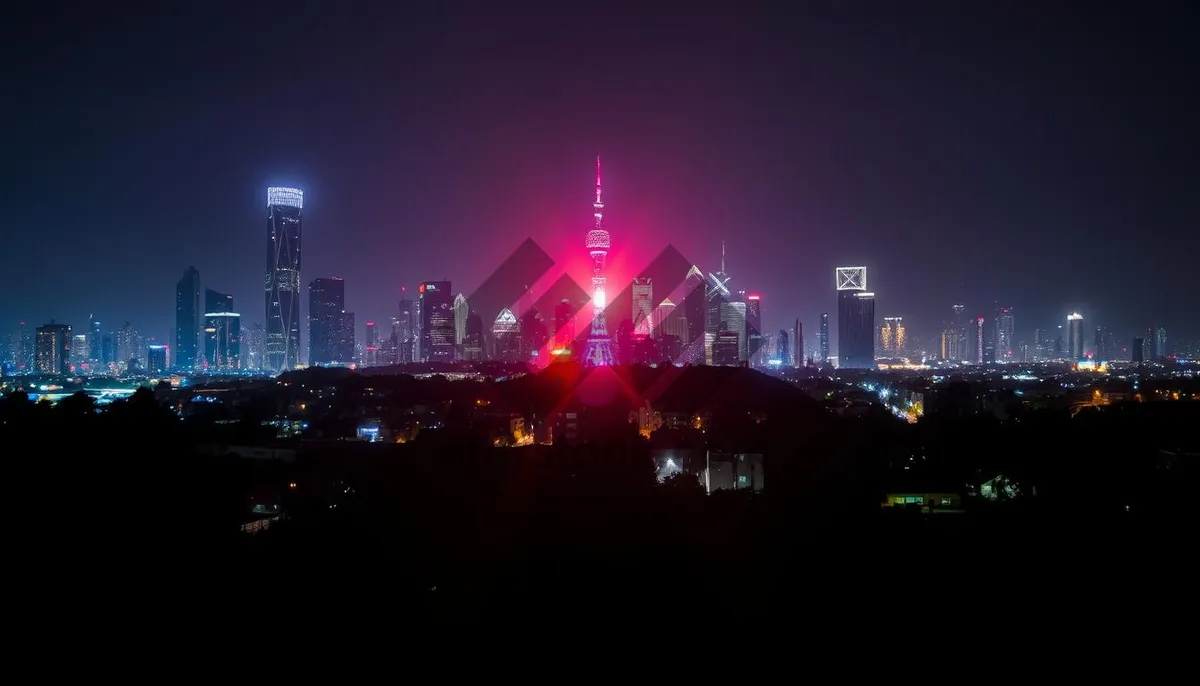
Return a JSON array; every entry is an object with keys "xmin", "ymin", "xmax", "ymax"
[
  {"xmin": 175, "ymin": 266, "xmax": 200, "ymax": 371},
  {"xmin": 265, "ymin": 187, "xmax": 303, "ymax": 372}
]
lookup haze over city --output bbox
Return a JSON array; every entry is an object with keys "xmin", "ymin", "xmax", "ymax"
[{"xmin": 3, "ymin": 1, "xmax": 1196, "ymax": 358}]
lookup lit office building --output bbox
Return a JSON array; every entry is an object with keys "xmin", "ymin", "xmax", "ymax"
[
  {"xmin": 265, "ymin": 187, "xmax": 303, "ymax": 372},
  {"xmin": 419, "ymin": 281, "xmax": 454, "ymax": 362},
  {"xmin": 35, "ymin": 323, "xmax": 72, "ymax": 375},
  {"xmin": 836, "ymin": 266, "xmax": 874, "ymax": 368},
  {"xmin": 1067, "ymin": 313, "xmax": 1084, "ymax": 361}
]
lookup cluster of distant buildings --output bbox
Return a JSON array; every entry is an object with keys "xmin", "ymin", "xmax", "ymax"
[{"xmin": 1, "ymin": 162, "xmax": 1184, "ymax": 379}]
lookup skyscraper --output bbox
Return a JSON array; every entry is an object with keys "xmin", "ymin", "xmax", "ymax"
[
  {"xmin": 146, "ymin": 344, "xmax": 168, "ymax": 374},
  {"xmin": 880, "ymin": 316, "xmax": 905, "ymax": 355},
  {"xmin": 204, "ymin": 289, "xmax": 240, "ymax": 370},
  {"xmin": 952, "ymin": 304, "xmax": 967, "ymax": 361},
  {"xmin": 265, "ymin": 187, "xmax": 303, "ymax": 372},
  {"xmin": 719, "ymin": 300, "xmax": 748, "ymax": 362},
  {"xmin": 308, "ymin": 277, "xmax": 346, "ymax": 365},
  {"xmin": 632, "ymin": 277, "xmax": 653, "ymax": 338},
  {"xmin": 682, "ymin": 265, "xmax": 706, "ymax": 363},
  {"xmin": 419, "ymin": 281, "xmax": 454, "ymax": 362},
  {"xmin": 454, "ymin": 293, "xmax": 469, "ymax": 352},
  {"xmin": 995, "ymin": 307, "xmax": 1014, "ymax": 361},
  {"xmin": 793, "ymin": 318, "xmax": 803, "ymax": 367},
  {"xmin": 395, "ymin": 296, "xmax": 415, "ymax": 364},
  {"xmin": 175, "ymin": 266, "xmax": 200, "ymax": 371},
  {"xmin": 554, "ymin": 298, "xmax": 576, "ymax": 352},
  {"xmin": 363, "ymin": 320, "xmax": 379, "ymax": 367},
  {"xmin": 1067, "ymin": 313, "xmax": 1084, "ymax": 361},
  {"xmin": 974, "ymin": 317, "xmax": 985, "ymax": 364},
  {"xmin": 746, "ymin": 294, "xmax": 763, "ymax": 365},
  {"xmin": 583, "ymin": 156, "xmax": 615, "ymax": 366},
  {"xmin": 835, "ymin": 266, "xmax": 874, "ymax": 368},
  {"xmin": 819, "ymin": 313, "xmax": 829, "ymax": 363},
  {"xmin": 35, "ymin": 323, "xmax": 71, "ymax": 375},
  {"xmin": 88, "ymin": 315, "xmax": 102, "ymax": 364},
  {"xmin": 337, "ymin": 311, "xmax": 355, "ymax": 364}
]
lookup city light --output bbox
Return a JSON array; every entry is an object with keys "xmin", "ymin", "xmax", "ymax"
[{"xmin": 267, "ymin": 187, "xmax": 303, "ymax": 209}]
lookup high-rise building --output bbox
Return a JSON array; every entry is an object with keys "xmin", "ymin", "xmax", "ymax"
[
  {"xmin": 243, "ymin": 322, "xmax": 266, "ymax": 370},
  {"xmin": 204, "ymin": 290, "xmax": 240, "ymax": 370},
  {"xmin": 337, "ymin": 312, "xmax": 355, "ymax": 364},
  {"xmin": 363, "ymin": 320, "xmax": 379, "ymax": 367},
  {"xmin": 265, "ymin": 187, "xmax": 303, "ymax": 372},
  {"xmin": 553, "ymin": 298, "xmax": 576, "ymax": 352},
  {"xmin": 308, "ymin": 277, "xmax": 346, "ymax": 365},
  {"xmin": 632, "ymin": 277, "xmax": 653, "ymax": 338},
  {"xmin": 746, "ymin": 294, "xmax": 763, "ymax": 365},
  {"xmin": 14, "ymin": 322, "xmax": 34, "ymax": 372},
  {"xmin": 778, "ymin": 329, "xmax": 791, "ymax": 366},
  {"xmin": 394, "ymin": 297, "xmax": 415, "ymax": 364},
  {"xmin": 974, "ymin": 317, "xmax": 985, "ymax": 364},
  {"xmin": 116, "ymin": 321, "xmax": 141, "ymax": 371},
  {"xmin": 71, "ymin": 334, "xmax": 89, "ymax": 367},
  {"xmin": 1155, "ymin": 326, "xmax": 1168, "ymax": 360},
  {"xmin": 682, "ymin": 265, "xmax": 706, "ymax": 350},
  {"xmin": 146, "ymin": 344, "xmax": 168, "ymax": 374},
  {"xmin": 880, "ymin": 317, "xmax": 905, "ymax": 355},
  {"xmin": 492, "ymin": 308, "xmax": 521, "ymax": 362},
  {"xmin": 952, "ymin": 304, "xmax": 967, "ymax": 361},
  {"xmin": 940, "ymin": 329, "xmax": 959, "ymax": 360},
  {"xmin": 419, "ymin": 281, "xmax": 454, "ymax": 362},
  {"xmin": 1132, "ymin": 337, "xmax": 1145, "ymax": 364},
  {"xmin": 1034, "ymin": 328, "xmax": 1050, "ymax": 361},
  {"xmin": 88, "ymin": 315, "xmax": 102, "ymax": 364},
  {"xmin": 100, "ymin": 332, "xmax": 114, "ymax": 369},
  {"xmin": 35, "ymin": 323, "xmax": 71, "ymax": 375},
  {"xmin": 995, "ymin": 307, "xmax": 1014, "ymax": 361},
  {"xmin": 583, "ymin": 157, "xmax": 615, "ymax": 366},
  {"xmin": 712, "ymin": 330, "xmax": 740, "ymax": 366},
  {"xmin": 719, "ymin": 300, "xmax": 747, "ymax": 362},
  {"xmin": 654, "ymin": 298, "xmax": 679, "ymax": 340},
  {"xmin": 454, "ymin": 293, "xmax": 469, "ymax": 352},
  {"xmin": 1067, "ymin": 313, "xmax": 1084, "ymax": 361},
  {"xmin": 1094, "ymin": 326, "xmax": 1108, "ymax": 361},
  {"xmin": 175, "ymin": 266, "xmax": 200, "ymax": 371},
  {"xmin": 835, "ymin": 266, "xmax": 874, "ymax": 368},
  {"xmin": 793, "ymin": 319, "xmax": 803, "ymax": 367},
  {"xmin": 463, "ymin": 312, "xmax": 484, "ymax": 361},
  {"xmin": 703, "ymin": 244, "xmax": 733, "ymax": 366},
  {"xmin": 819, "ymin": 313, "xmax": 829, "ymax": 363}
]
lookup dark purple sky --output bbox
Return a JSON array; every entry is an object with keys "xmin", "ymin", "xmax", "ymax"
[{"xmin": 3, "ymin": 1, "xmax": 1197, "ymax": 354}]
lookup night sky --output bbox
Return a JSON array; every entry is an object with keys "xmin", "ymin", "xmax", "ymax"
[{"xmin": 3, "ymin": 1, "xmax": 1197, "ymax": 354}]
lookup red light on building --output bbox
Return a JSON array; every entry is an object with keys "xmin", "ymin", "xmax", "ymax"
[
  {"xmin": 365, "ymin": 321, "xmax": 375, "ymax": 326},
  {"xmin": 419, "ymin": 284, "xmax": 425, "ymax": 294},
  {"xmin": 747, "ymin": 294, "xmax": 761, "ymax": 301}
]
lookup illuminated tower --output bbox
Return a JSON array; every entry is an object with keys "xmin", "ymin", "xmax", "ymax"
[
  {"xmin": 583, "ymin": 156, "xmax": 615, "ymax": 366},
  {"xmin": 1067, "ymin": 313, "xmax": 1084, "ymax": 361},
  {"xmin": 995, "ymin": 306, "xmax": 1014, "ymax": 361},
  {"xmin": 265, "ymin": 187, "xmax": 303, "ymax": 372},
  {"xmin": 836, "ymin": 266, "xmax": 874, "ymax": 368}
]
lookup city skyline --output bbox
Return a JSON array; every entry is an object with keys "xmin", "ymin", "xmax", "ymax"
[{"xmin": 2, "ymin": 4, "xmax": 1196, "ymax": 355}]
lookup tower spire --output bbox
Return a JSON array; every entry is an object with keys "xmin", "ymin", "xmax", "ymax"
[
  {"xmin": 594, "ymin": 155, "xmax": 603, "ymax": 214},
  {"xmin": 721, "ymin": 240, "xmax": 726, "ymax": 274}
]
